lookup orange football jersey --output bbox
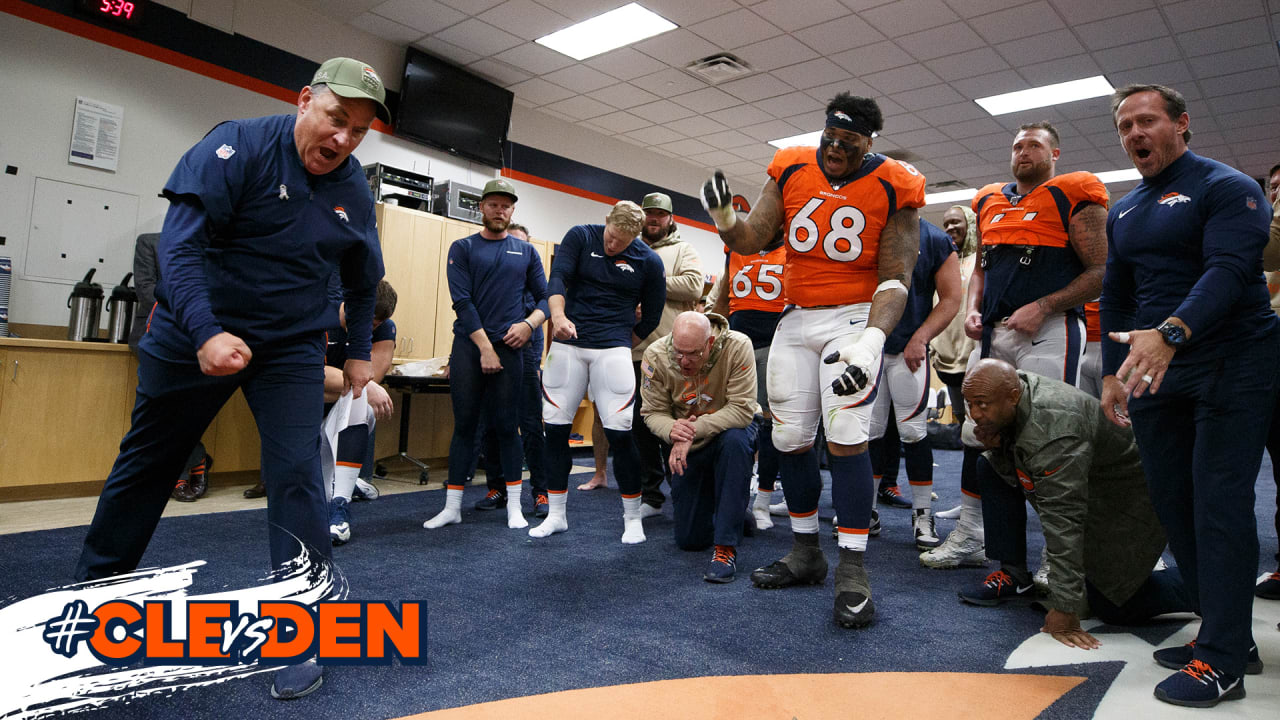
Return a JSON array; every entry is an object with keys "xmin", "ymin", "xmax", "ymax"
[
  {"xmin": 972, "ymin": 171, "xmax": 1108, "ymax": 249},
  {"xmin": 726, "ymin": 244, "xmax": 789, "ymax": 313},
  {"xmin": 1083, "ymin": 301, "xmax": 1101, "ymax": 343},
  {"xmin": 767, "ymin": 147, "xmax": 926, "ymax": 307}
]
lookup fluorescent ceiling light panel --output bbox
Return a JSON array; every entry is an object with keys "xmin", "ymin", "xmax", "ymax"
[
  {"xmin": 924, "ymin": 188, "xmax": 978, "ymax": 206},
  {"xmin": 975, "ymin": 75, "xmax": 1114, "ymax": 116},
  {"xmin": 1094, "ymin": 168, "xmax": 1142, "ymax": 183},
  {"xmin": 769, "ymin": 131, "xmax": 822, "ymax": 149},
  {"xmin": 535, "ymin": 3, "xmax": 676, "ymax": 61}
]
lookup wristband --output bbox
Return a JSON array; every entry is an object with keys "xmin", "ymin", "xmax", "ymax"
[{"xmin": 523, "ymin": 319, "xmax": 535, "ymax": 331}]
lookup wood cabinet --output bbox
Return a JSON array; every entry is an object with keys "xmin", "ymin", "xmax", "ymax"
[{"xmin": 376, "ymin": 204, "xmax": 442, "ymax": 361}]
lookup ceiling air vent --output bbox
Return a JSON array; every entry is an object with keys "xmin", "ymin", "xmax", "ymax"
[{"xmin": 684, "ymin": 53, "xmax": 753, "ymax": 84}]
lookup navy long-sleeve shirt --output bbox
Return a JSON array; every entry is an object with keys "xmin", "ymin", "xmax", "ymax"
[
  {"xmin": 447, "ymin": 232, "xmax": 548, "ymax": 341},
  {"xmin": 1101, "ymin": 151, "xmax": 1276, "ymax": 375},
  {"xmin": 548, "ymin": 224, "xmax": 666, "ymax": 349},
  {"xmin": 150, "ymin": 114, "xmax": 383, "ymax": 360}
]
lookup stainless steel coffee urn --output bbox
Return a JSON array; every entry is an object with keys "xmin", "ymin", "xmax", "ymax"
[
  {"xmin": 107, "ymin": 271, "xmax": 137, "ymax": 344},
  {"xmin": 67, "ymin": 268, "xmax": 103, "ymax": 341}
]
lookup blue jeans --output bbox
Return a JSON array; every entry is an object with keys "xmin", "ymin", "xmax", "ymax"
[{"xmin": 670, "ymin": 425, "xmax": 758, "ymax": 550}]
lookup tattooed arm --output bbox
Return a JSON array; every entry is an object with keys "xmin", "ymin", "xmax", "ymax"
[
  {"xmin": 718, "ymin": 179, "xmax": 784, "ymax": 256},
  {"xmin": 867, "ymin": 207, "xmax": 920, "ymax": 335}
]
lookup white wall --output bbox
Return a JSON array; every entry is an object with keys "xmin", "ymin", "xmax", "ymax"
[{"xmin": 0, "ymin": 8, "xmax": 723, "ymax": 331}]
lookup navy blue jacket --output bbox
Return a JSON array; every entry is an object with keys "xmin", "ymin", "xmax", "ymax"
[
  {"xmin": 149, "ymin": 114, "xmax": 384, "ymax": 360},
  {"xmin": 1101, "ymin": 151, "xmax": 1276, "ymax": 374},
  {"xmin": 886, "ymin": 219, "xmax": 957, "ymax": 355},
  {"xmin": 547, "ymin": 224, "xmax": 666, "ymax": 349}
]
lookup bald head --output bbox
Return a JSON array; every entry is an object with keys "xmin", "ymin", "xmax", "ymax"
[
  {"xmin": 671, "ymin": 311, "xmax": 714, "ymax": 376},
  {"xmin": 962, "ymin": 358, "xmax": 1022, "ymax": 433}
]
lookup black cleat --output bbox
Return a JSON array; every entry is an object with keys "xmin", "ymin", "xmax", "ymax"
[
  {"xmin": 834, "ymin": 590, "xmax": 876, "ymax": 628},
  {"xmin": 750, "ymin": 545, "xmax": 827, "ymax": 589}
]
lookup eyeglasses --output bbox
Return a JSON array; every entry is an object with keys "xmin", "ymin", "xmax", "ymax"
[{"xmin": 673, "ymin": 348, "xmax": 705, "ymax": 361}]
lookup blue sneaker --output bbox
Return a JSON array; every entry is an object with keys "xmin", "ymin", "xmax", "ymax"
[
  {"xmin": 328, "ymin": 498, "xmax": 351, "ymax": 545},
  {"xmin": 704, "ymin": 545, "xmax": 737, "ymax": 583},
  {"xmin": 958, "ymin": 569, "xmax": 1035, "ymax": 606},
  {"xmin": 271, "ymin": 660, "xmax": 323, "ymax": 700},
  {"xmin": 1154, "ymin": 640, "xmax": 1263, "ymax": 675},
  {"xmin": 351, "ymin": 477, "xmax": 379, "ymax": 501},
  {"xmin": 1154, "ymin": 660, "xmax": 1244, "ymax": 708}
]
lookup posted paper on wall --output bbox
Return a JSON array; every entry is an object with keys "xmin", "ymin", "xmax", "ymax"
[{"xmin": 68, "ymin": 97, "xmax": 123, "ymax": 172}]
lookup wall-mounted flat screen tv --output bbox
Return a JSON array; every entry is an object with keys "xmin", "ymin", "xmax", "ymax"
[{"xmin": 395, "ymin": 47, "xmax": 514, "ymax": 168}]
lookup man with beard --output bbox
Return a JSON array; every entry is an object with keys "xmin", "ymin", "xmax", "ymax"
[
  {"xmin": 923, "ymin": 123, "xmax": 1109, "ymax": 573},
  {"xmin": 630, "ymin": 192, "xmax": 705, "ymax": 519},
  {"xmin": 423, "ymin": 179, "xmax": 547, "ymax": 532}
]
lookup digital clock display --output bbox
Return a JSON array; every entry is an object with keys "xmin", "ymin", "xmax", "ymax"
[{"xmin": 76, "ymin": 0, "xmax": 146, "ymax": 26}]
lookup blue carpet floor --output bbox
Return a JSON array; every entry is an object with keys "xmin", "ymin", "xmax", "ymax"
[{"xmin": 1, "ymin": 447, "xmax": 1277, "ymax": 719}]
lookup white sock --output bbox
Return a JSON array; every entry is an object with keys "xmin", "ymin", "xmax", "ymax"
[
  {"xmin": 333, "ymin": 464, "xmax": 360, "ymax": 502},
  {"xmin": 505, "ymin": 481, "xmax": 527, "ymax": 529},
  {"xmin": 621, "ymin": 495, "xmax": 646, "ymax": 544},
  {"xmin": 836, "ymin": 527, "xmax": 868, "ymax": 552},
  {"xmin": 529, "ymin": 491, "xmax": 568, "ymax": 538},
  {"xmin": 754, "ymin": 488, "xmax": 773, "ymax": 511},
  {"xmin": 423, "ymin": 486, "xmax": 463, "ymax": 529},
  {"xmin": 790, "ymin": 509, "xmax": 819, "ymax": 535},
  {"xmin": 909, "ymin": 481, "xmax": 932, "ymax": 512},
  {"xmin": 957, "ymin": 494, "xmax": 984, "ymax": 538}
]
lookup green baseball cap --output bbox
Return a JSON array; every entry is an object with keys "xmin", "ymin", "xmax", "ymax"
[
  {"xmin": 482, "ymin": 178, "xmax": 519, "ymax": 202},
  {"xmin": 312, "ymin": 57, "xmax": 391, "ymax": 124},
  {"xmin": 642, "ymin": 192, "xmax": 672, "ymax": 213}
]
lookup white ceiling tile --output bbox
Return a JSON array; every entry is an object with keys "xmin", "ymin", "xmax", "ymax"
[
  {"xmin": 659, "ymin": 137, "xmax": 718, "ymax": 155},
  {"xmin": 1075, "ymin": 9, "xmax": 1169, "ymax": 51},
  {"xmin": 494, "ymin": 43, "xmax": 576, "ymax": 74},
  {"xmin": 584, "ymin": 48, "xmax": 668, "ymax": 81},
  {"xmin": 576, "ymin": 119, "xmax": 612, "ymax": 135},
  {"xmin": 718, "ymin": 73, "xmax": 796, "ymax": 102},
  {"xmin": 995, "ymin": 29, "xmax": 1086, "ymax": 67},
  {"xmin": 970, "ymin": 2, "xmax": 1065, "ymax": 44},
  {"xmin": 732, "ymin": 35, "xmax": 820, "ymax": 72},
  {"xmin": 630, "ymin": 99, "xmax": 698, "ymax": 123},
  {"xmin": 930, "ymin": 152, "xmax": 986, "ymax": 170},
  {"xmin": 588, "ymin": 82, "xmax": 662, "ymax": 109},
  {"xmin": 467, "ymin": 58, "xmax": 532, "ymax": 86},
  {"xmin": 614, "ymin": 133, "xmax": 646, "ymax": 147},
  {"xmin": 1091, "ymin": 38, "xmax": 1182, "ymax": 73},
  {"xmin": 1045, "ymin": 0, "xmax": 1154, "ymax": 24},
  {"xmin": 437, "ymin": 0, "xmax": 503, "ymax": 11},
  {"xmin": 641, "ymin": 0, "xmax": 741, "ymax": 25},
  {"xmin": 1189, "ymin": 45, "xmax": 1278, "ymax": 80},
  {"xmin": 890, "ymin": 83, "xmax": 967, "ymax": 111},
  {"xmin": 688, "ymin": 9, "xmax": 781, "ymax": 48},
  {"xmin": 915, "ymin": 101, "xmax": 989, "ymax": 125},
  {"xmin": 688, "ymin": 149, "xmax": 747, "ymax": 167},
  {"xmin": 739, "ymin": 119, "xmax": 805, "ymax": 142},
  {"xmin": 720, "ymin": 159, "xmax": 770, "ymax": 176},
  {"xmin": 863, "ymin": 64, "xmax": 944, "ymax": 94},
  {"xmin": 350, "ymin": 12, "xmax": 425, "ymax": 44},
  {"xmin": 942, "ymin": 0, "xmax": 1022, "ymax": 16},
  {"xmin": 591, "ymin": 110, "xmax": 653, "ymax": 133},
  {"xmin": 861, "ymin": 0, "xmax": 960, "ymax": 36},
  {"xmin": 706, "ymin": 104, "xmax": 776, "ymax": 128},
  {"xmin": 1069, "ymin": 115, "xmax": 1119, "ymax": 136},
  {"xmin": 733, "ymin": 143, "xmax": 781, "ymax": 161},
  {"xmin": 670, "ymin": 87, "xmax": 742, "ymax": 113},
  {"xmin": 831, "ymin": 41, "xmax": 916, "ymax": 76},
  {"xmin": 1177, "ymin": 19, "xmax": 1272, "ymax": 57},
  {"xmin": 770, "ymin": 58, "xmax": 851, "ymax": 90},
  {"xmin": 626, "ymin": 125, "xmax": 687, "ymax": 145},
  {"xmin": 1218, "ymin": 122, "xmax": 1280, "ymax": 144},
  {"xmin": 478, "ymin": 0, "xmax": 574, "ymax": 41},
  {"xmin": 873, "ymin": 97, "xmax": 907, "ymax": 115},
  {"xmin": 537, "ymin": 106, "xmax": 577, "ymax": 123},
  {"xmin": 1017, "ymin": 54, "xmax": 1102, "ymax": 87},
  {"xmin": 508, "ymin": 77, "xmax": 577, "ymax": 105},
  {"xmin": 1054, "ymin": 96, "xmax": 1111, "ymax": 121},
  {"xmin": 793, "ymin": 14, "xmax": 887, "ymax": 54},
  {"xmin": 1205, "ymin": 87, "xmax": 1280, "ymax": 115},
  {"xmin": 959, "ymin": 132, "xmax": 1017, "ymax": 152},
  {"xmin": 519, "ymin": 0, "xmax": 601, "ymax": 20},
  {"xmin": 635, "ymin": 29, "xmax": 723, "ymax": 67},
  {"xmin": 804, "ymin": 79, "xmax": 878, "ymax": 104},
  {"xmin": 542, "ymin": 64, "xmax": 619, "ymax": 92},
  {"xmin": 1161, "ymin": 0, "xmax": 1267, "ymax": 32},
  {"xmin": 750, "ymin": 0, "xmax": 849, "ymax": 31},
  {"xmin": 372, "ymin": 0, "xmax": 465, "ymax": 34},
  {"xmin": 895, "ymin": 23, "xmax": 987, "ymax": 61},
  {"xmin": 779, "ymin": 112, "xmax": 822, "ymax": 133},
  {"xmin": 433, "ymin": 18, "xmax": 524, "ymax": 57},
  {"xmin": 1202, "ymin": 68, "xmax": 1280, "ymax": 97},
  {"xmin": 923, "ymin": 47, "xmax": 1010, "ymax": 82},
  {"xmin": 938, "ymin": 117, "xmax": 1006, "ymax": 140},
  {"xmin": 701, "ymin": 129, "xmax": 757, "ymax": 148},
  {"xmin": 665, "ymin": 115, "xmax": 730, "ymax": 136},
  {"xmin": 887, "ymin": 127, "xmax": 952, "ymax": 147},
  {"xmin": 753, "ymin": 91, "xmax": 825, "ymax": 119},
  {"xmin": 880, "ymin": 112, "xmax": 930, "ymax": 132},
  {"xmin": 412, "ymin": 36, "xmax": 483, "ymax": 66},
  {"xmin": 542, "ymin": 94, "xmax": 615, "ymax": 120},
  {"xmin": 631, "ymin": 68, "xmax": 709, "ymax": 96}
]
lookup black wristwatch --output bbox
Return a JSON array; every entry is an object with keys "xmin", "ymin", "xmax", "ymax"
[{"xmin": 1157, "ymin": 321, "xmax": 1187, "ymax": 348}]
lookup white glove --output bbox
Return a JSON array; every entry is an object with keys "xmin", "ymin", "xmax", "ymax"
[
  {"xmin": 823, "ymin": 327, "xmax": 886, "ymax": 396},
  {"xmin": 700, "ymin": 170, "xmax": 737, "ymax": 232}
]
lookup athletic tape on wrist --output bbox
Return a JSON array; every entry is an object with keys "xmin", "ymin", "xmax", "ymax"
[{"xmin": 874, "ymin": 279, "xmax": 908, "ymax": 296}]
